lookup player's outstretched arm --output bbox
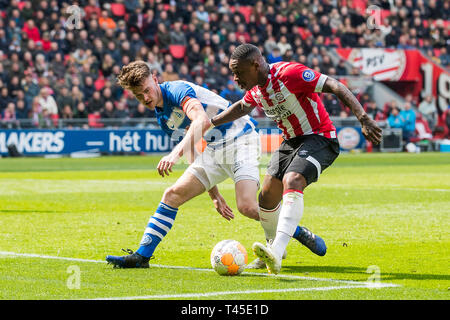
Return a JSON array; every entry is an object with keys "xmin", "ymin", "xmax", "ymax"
[
  {"xmin": 157, "ymin": 98, "xmax": 211, "ymax": 177},
  {"xmin": 322, "ymin": 77, "xmax": 383, "ymax": 145},
  {"xmin": 210, "ymin": 100, "xmax": 253, "ymax": 127}
]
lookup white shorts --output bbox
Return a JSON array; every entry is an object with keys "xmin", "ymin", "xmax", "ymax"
[{"xmin": 186, "ymin": 131, "xmax": 261, "ymax": 191}]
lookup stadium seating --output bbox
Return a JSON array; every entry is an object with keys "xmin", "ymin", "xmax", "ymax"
[
  {"xmin": 0, "ymin": 0, "xmax": 448, "ymax": 139},
  {"xmin": 169, "ymin": 45, "xmax": 187, "ymax": 60},
  {"xmin": 110, "ymin": 3, "xmax": 126, "ymax": 17},
  {"xmin": 50, "ymin": 114, "xmax": 59, "ymax": 128},
  {"xmin": 88, "ymin": 113, "xmax": 104, "ymax": 128}
]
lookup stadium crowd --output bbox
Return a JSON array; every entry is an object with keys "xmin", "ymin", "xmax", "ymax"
[{"xmin": 0, "ymin": 0, "xmax": 449, "ymax": 141}]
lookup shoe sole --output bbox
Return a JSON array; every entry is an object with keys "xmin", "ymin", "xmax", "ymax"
[
  {"xmin": 252, "ymin": 242, "xmax": 280, "ymax": 275},
  {"xmin": 105, "ymin": 256, "xmax": 149, "ymax": 269},
  {"xmin": 245, "ymin": 258, "xmax": 266, "ymax": 269}
]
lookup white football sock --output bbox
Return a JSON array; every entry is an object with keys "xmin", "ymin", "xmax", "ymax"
[
  {"xmin": 271, "ymin": 190, "xmax": 304, "ymax": 260},
  {"xmin": 258, "ymin": 202, "xmax": 281, "ymax": 242}
]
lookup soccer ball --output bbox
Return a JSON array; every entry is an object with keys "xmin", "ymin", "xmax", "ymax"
[{"xmin": 210, "ymin": 239, "xmax": 248, "ymax": 276}]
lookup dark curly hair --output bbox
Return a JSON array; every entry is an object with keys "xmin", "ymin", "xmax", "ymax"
[{"xmin": 230, "ymin": 44, "xmax": 261, "ymax": 62}]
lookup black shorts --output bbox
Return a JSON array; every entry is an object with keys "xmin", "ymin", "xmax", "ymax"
[{"xmin": 267, "ymin": 134, "xmax": 340, "ymax": 186}]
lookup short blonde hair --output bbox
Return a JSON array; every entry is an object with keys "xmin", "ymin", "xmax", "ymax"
[{"xmin": 117, "ymin": 60, "xmax": 151, "ymax": 90}]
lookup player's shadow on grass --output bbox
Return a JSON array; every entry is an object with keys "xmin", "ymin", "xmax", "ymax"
[{"xmin": 282, "ymin": 265, "xmax": 450, "ymax": 282}]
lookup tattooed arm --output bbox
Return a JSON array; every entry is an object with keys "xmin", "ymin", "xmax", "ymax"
[
  {"xmin": 210, "ymin": 100, "xmax": 253, "ymax": 127},
  {"xmin": 322, "ymin": 77, "xmax": 383, "ymax": 145}
]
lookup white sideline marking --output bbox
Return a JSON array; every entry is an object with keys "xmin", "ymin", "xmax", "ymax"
[
  {"xmin": 319, "ymin": 184, "xmax": 450, "ymax": 193},
  {"xmin": 0, "ymin": 251, "xmax": 400, "ymax": 289},
  {"xmin": 92, "ymin": 285, "xmax": 374, "ymax": 300}
]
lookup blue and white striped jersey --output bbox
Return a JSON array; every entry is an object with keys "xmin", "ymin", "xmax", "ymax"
[{"xmin": 155, "ymin": 80, "xmax": 257, "ymax": 145}]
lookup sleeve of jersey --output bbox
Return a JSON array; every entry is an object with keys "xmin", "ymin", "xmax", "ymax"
[
  {"xmin": 242, "ymin": 90, "xmax": 257, "ymax": 108},
  {"xmin": 281, "ymin": 63, "xmax": 328, "ymax": 94},
  {"xmin": 168, "ymin": 82, "xmax": 198, "ymax": 112}
]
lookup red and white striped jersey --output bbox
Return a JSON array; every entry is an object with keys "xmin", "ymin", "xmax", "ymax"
[{"xmin": 242, "ymin": 62, "xmax": 337, "ymax": 140}]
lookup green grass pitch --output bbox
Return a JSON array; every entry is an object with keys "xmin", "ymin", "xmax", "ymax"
[{"xmin": 0, "ymin": 152, "xmax": 449, "ymax": 300}]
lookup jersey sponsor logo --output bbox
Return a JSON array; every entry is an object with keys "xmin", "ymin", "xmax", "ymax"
[
  {"xmin": 263, "ymin": 104, "xmax": 290, "ymax": 118},
  {"xmin": 166, "ymin": 109, "xmax": 186, "ymax": 130},
  {"xmin": 302, "ymin": 70, "xmax": 315, "ymax": 82}
]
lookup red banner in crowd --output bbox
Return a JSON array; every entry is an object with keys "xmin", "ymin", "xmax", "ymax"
[{"xmin": 335, "ymin": 48, "xmax": 450, "ymax": 112}]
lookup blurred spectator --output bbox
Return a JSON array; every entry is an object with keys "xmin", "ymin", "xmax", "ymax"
[
  {"xmin": 101, "ymin": 100, "xmax": 116, "ymax": 127},
  {"xmin": 73, "ymin": 102, "xmax": 89, "ymax": 129},
  {"xmin": 439, "ymin": 47, "xmax": 450, "ymax": 67},
  {"xmin": 2, "ymin": 101, "xmax": 16, "ymax": 123},
  {"xmin": 415, "ymin": 113, "xmax": 434, "ymax": 140},
  {"xmin": 388, "ymin": 107, "xmax": 405, "ymax": 129},
  {"xmin": 178, "ymin": 63, "xmax": 194, "ymax": 83},
  {"xmin": 307, "ymin": 47, "xmax": 322, "ymax": 67},
  {"xmin": 133, "ymin": 103, "xmax": 152, "ymax": 120},
  {"xmin": 418, "ymin": 95, "xmax": 438, "ymax": 129},
  {"xmin": 170, "ymin": 21, "xmax": 187, "ymax": 46},
  {"xmin": 400, "ymin": 102, "xmax": 416, "ymax": 142},
  {"xmin": 84, "ymin": 0, "xmax": 101, "ymax": 21},
  {"xmin": 160, "ymin": 63, "xmax": 178, "ymax": 82},
  {"xmin": 22, "ymin": 20, "xmax": 40, "ymax": 42},
  {"xmin": 195, "ymin": 75, "xmax": 209, "ymax": 89},
  {"xmin": 220, "ymin": 81, "xmax": 243, "ymax": 104},
  {"xmin": 113, "ymin": 100, "xmax": 129, "ymax": 126},
  {"xmin": 114, "ymin": 100, "xmax": 129, "ymax": 119},
  {"xmin": 56, "ymin": 86, "xmax": 75, "ymax": 112},
  {"xmin": 156, "ymin": 23, "xmax": 171, "ymax": 52},
  {"xmin": 83, "ymin": 76, "xmax": 96, "ymax": 101},
  {"xmin": 404, "ymin": 93, "xmax": 418, "ymax": 109},
  {"xmin": 38, "ymin": 87, "xmax": 58, "ymax": 115},
  {"xmin": 277, "ymin": 35, "xmax": 292, "ymax": 56},
  {"xmin": 339, "ymin": 110, "xmax": 349, "ymax": 118},
  {"xmin": 267, "ymin": 47, "xmax": 283, "ymax": 64},
  {"xmin": 21, "ymin": 1, "xmax": 34, "ymax": 21},
  {"xmin": 99, "ymin": 10, "xmax": 117, "ymax": 30},
  {"xmin": 61, "ymin": 104, "xmax": 74, "ymax": 128},
  {"xmin": 15, "ymin": 99, "xmax": 29, "ymax": 121},
  {"xmin": 195, "ymin": 5, "xmax": 209, "ymax": 23},
  {"xmin": 0, "ymin": 87, "xmax": 12, "ymax": 112},
  {"xmin": 38, "ymin": 109, "xmax": 53, "ymax": 129},
  {"xmin": 319, "ymin": 55, "xmax": 334, "ymax": 75},
  {"xmin": 87, "ymin": 91, "xmax": 104, "ymax": 114},
  {"xmin": 365, "ymin": 100, "xmax": 383, "ymax": 120},
  {"xmin": 323, "ymin": 94, "xmax": 342, "ymax": 117},
  {"xmin": 71, "ymin": 86, "xmax": 85, "ymax": 110}
]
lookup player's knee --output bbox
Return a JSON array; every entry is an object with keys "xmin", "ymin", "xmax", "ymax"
[
  {"xmin": 162, "ymin": 185, "xmax": 184, "ymax": 206},
  {"xmin": 237, "ymin": 203, "xmax": 259, "ymax": 220},
  {"xmin": 258, "ymin": 190, "xmax": 279, "ymax": 210},
  {"xmin": 283, "ymin": 172, "xmax": 307, "ymax": 191}
]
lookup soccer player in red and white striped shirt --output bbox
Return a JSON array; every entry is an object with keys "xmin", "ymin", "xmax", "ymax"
[{"xmin": 211, "ymin": 44, "xmax": 382, "ymax": 274}]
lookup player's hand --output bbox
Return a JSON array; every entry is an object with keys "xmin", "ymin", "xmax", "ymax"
[
  {"xmin": 211, "ymin": 193, "xmax": 234, "ymax": 221},
  {"xmin": 157, "ymin": 153, "xmax": 180, "ymax": 177},
  {"xmin": 360, "ymin": 115, "xmax": 383, "ymax": 145}
]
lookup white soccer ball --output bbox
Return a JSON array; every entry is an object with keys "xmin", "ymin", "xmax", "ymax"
[{"xmin": 210, "ymin": 239, "xmax": 248, "ymax": 276}]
